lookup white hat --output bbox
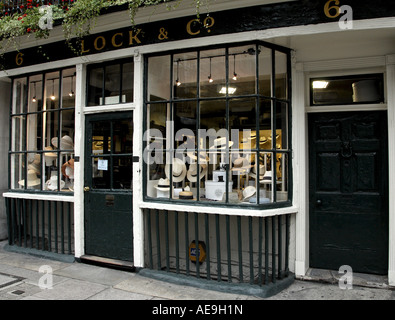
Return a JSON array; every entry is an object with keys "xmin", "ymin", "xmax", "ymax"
[
  {"xmin": 18, "ymin": 170, "xmax": 41, "ymax": 187},
  {"xmin": 186, "ymin": 151, "xmax": 209, "ymax": 164},
  {"xmin": 46, "ymin": 175, "xmax": 65, "ymax": 191},
  {"xmin": 231, "ymin": 157, "xmax": 252, "ymax": 173},
  {"xmin": 60, "ymin": 135, "xmax": 74, "ymax": 150},
  {"xmin": 165, "ymin": 158, "xmax": 187, "ymax": 183},
  {"xmin": 261, "ymin": 170, "xmax": 272, "ymax": 181},
  {"xmin": 187, "ymin": 164, "xmax": 207, "ymax": 182},
  {"xmin": 243, "ymin": 186, "xmax": 256, "ymax": 200},
  {"xmin": 209, "ymin": 137, "xmax": 234, "ymax": 150},
  {"xmin": 44, "ymin": 146, "xmax": 57, "ymax": 158},
  {"xmin": 155, "ymin": 178, "xmax": 171, "ymax": 191},
  {"xmin": 249, "ymin": 164, "xmax": 265, "ymax": 179}
]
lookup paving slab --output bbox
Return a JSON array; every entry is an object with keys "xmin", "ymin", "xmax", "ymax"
[{"xmin": 88, "ymin": 287, "xmax": 154, "ymax": 300}]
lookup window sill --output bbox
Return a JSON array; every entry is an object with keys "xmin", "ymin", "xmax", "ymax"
[
  {"xmin": 139, "ymin": 199, "xmax": 298, "ymax": 218},
  {"xmin": 3, "ymin": 191, "xmax": 74, "ymax": 203}
]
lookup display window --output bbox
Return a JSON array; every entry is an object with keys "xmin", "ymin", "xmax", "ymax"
[
  {"xmin": 144, "ymin": 42, "xmax": 292, "ymax": 207},
  {"xmin": 10, "ymin": 68, "xmax": 76, "ymax": 192}
]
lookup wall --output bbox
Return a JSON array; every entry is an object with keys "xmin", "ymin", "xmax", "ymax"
[{"xmin": 0, "ymin": 80, "xmax": 10, "ymax": 240}]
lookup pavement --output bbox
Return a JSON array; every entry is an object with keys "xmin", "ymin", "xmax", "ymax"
[{"xmin": 0, "ymin": 240, "xmax": 394, "ymax": 302}]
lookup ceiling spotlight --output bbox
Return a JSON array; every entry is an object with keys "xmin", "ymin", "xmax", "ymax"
[
  {"xmin": 32, "ymin": 96, "xmax": 37, "ymax": 103},
  {"xmin": 232, "ymin": 55, "xmax": 238, "ymax": 81},
  {"xmin": 175, "ymin": 60, "xmax": 182, "ymax": 86},
  {"xmin": 208, "ymin": 57, "xmax": 213, "ymax": 83}
]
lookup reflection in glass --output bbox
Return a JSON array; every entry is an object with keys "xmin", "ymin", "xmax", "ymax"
[{"xmin": 148, "ymin": 55, "xmax": 170, "ymax": 101}]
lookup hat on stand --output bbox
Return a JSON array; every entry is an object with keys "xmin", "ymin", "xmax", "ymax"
[
  {"xmin": 18, "ymin": 170, "xmax": 41, "ymax": 187},
  {"xmin": 155, "ymin": 178, "xmax": 171, "ymax": 191},
  {"xmin": 209, "ymin": 137, "xmax": 234, "ymax": 150},
  {"xmin": 165, "ymin": 158, "xmax": 187, "ymax": 183},
  {"xmin": 187, "ymin": 163, "xmax": 207, "ymax": 182},
  {"xmin": 249, "ymin": 164, "xmax": 265, "ymax": 180}
]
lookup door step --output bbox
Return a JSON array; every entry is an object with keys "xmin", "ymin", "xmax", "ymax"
[{"xmin": 80, "ymin": 255, "xmax": 135, "ymax": 272}]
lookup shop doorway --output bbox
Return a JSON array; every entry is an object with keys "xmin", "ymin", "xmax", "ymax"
[
  {"xmin": 84, "ymin": 112, "xmax": 134, "ymax": 262},
  {"xmin": 308, "ymin": 111, "xmax": 388, "ymax": 275}
]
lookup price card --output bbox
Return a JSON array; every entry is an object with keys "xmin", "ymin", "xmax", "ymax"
[{"xmin": 98, "ymin": 159, "xmax": 108, "ymax": 171}]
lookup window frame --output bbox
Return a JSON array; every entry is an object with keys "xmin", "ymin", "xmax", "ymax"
[
  {"xmin": 8, "ymin": 67, "xmax": 76, "ymax": 195},
  {"xmin": 142, "ymin": 40, "xmax": 293, "ymax": 209}
]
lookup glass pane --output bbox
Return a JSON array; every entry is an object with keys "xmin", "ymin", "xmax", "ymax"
[
  {"xmin": 258, "ymin": 47, "xmax": 272, "ymax": 96},
  {"xmin": 92, "ymin": 121, "xmax": 111, "ymax": 154},
  {"xmin": 62, "ymin": 68, "xmax": 76, "ymax": 108},
  {"xmin": 28, "ymin": 75, "xmax": 43, "ymax": 113},
  {"xmin": 12, "ymin": 154, "xmax": 26, "ymax": 190},
  {"xmin": 44, "ymin": 111, "xmax": 60, "ymax": 153},
  {"xmin": 61, "ymin": 155, "xmax": 75, "ymax": 192},
  {"xmin": 311, "ymin": 74, "xmax": 384, "ymax": 106},
  {"xmin": 276, "ymin": 152, "xmax": 288, "ymax": 202},
  {"xmin": 275, "ymin": 51, "xmax": 288, "ymax": 100},
  {"xmin": 147, "ymin": 103, "xmax": 168, "ymax": 147},
  {"xmin": 229, "ymin": 98, "xmax": 257, "ymax": 145},
  {"xmin": 229, "ymin": 45, "xmax": 256, "ymax": 96},
  {"xmin": 275, "ymin": 101, "xmax": 288, "ymax": 150},
  {"xmin": 200, "ymin": 100, "xmax": 226, "ymax": 152},
  {"xmin": 147, "ymin": 152, "xmax": 168, "ymax": 199},
  {"xmin": 113, "ymin": 119, "xmax": 133, "ymax": 154},
  {"xmin": 104, "ymin": 64, "xmax": 121, "ymax": 105},
  {"xmin": 92, "ymin": 156, "xmax": 111, "ymax": 189},
  {"xmin": 13, "ymin": 78, "xmax": 27, "ymax": 114},
  {"xmin": 174, "ymin": 101, "xmax": 197, "ymax": 155},
  {"xmin": 61, "ymin": 109, "xmax": 75, "ymax": 141},
  {"xmin": 27, "ymin": 113, "xmax": 43, "ymax": 152},
  {"xmin": 11, "ymin": 114, "xmax": 25, "ymax": 152},
  {"xmin": 147, "ymin": 55, "xmax": 170, "ymax": 101},
  {"xmin": 248, "ymin": 151, "xmax": 274, "ymax": 204},
  {"xmin": 113, "ymin": 156, "xmax": 132, "ymax": 189},
  {"xmin": 173, "ymin": 52, "xmax": 198, "ymax": 99},
  {"xmin": 200, "ymin": 48, "xmax": 226, "ymax": 98},
  {"xmin": 230, "ymin": 151, "xmax": 253, "ymax": 205},
  {"xmin": 88, "ymin": 66, "xmax": 103, "ymax": 106},
  {"xmin": 258, "ymin": 99, "xmax": 272, "ymax": 149},
  {"xmin": 45, "ymin": 72, "xmax": 60, "ymax": 110},
  {"xmin": 122, "ymin": 62, "xmax": 134, "ymax": 103}
]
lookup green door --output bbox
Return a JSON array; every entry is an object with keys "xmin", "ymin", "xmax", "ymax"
[
  {"xmin": 84, "ymin": 112, "xmax": 134, "ymax": 262},
  {"xmin": 309, "ymin": 111, "xmax": 388, "ymax": 275}
]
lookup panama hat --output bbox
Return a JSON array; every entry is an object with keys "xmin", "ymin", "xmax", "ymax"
[
  {"xmin": 249, "ymin": 164, "xmax": 265, "ymax": 179},
  {"xmin": 165, "ymin": 158, "xmax": 187, "ymax": 183},
  {"xmin": 155, "ymin": 178, "xmax": 171, "ymax": 191},
  {"xmin": 187, "ymin": 163, "xmax": 207, "ymax": 182},
  {"xmin": 209, "ymin": 137, "xmax": 234, "ymax": 150},
  {"xmin": 18, "ymin": 170, "xmax": 41, "ymax": 187},
  {"xmin": 231, "ymin": 157, "xmax": 252, "ymax": 173},
  {"xmin": 242, "ymin": 186, "xmax": 256, "ymax": 200}
]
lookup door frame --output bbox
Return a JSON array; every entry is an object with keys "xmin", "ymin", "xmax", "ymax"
[{"xmin": 292, "ymin": 58, "xmax": 395, "ymax": 283}]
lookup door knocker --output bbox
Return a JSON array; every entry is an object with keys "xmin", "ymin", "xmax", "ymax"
[{"xmin": 341, "ymin": 141, "xmax": 353, "ymax": 158}]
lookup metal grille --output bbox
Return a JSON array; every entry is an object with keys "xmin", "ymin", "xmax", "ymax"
[{"xmin": 144, "ymin": 209, "xmax": 291, "ymax": 285}]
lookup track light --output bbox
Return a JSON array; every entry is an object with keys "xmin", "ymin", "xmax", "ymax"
[
  {"xmin": 69, "ymin": 75, "xmax": 75, "ymax": 97},
  {"xmin": 232, "ymin": 55, "xmax": 237, "ymax": 81},
  {"xmin": 208, "ymin": 57, "xmax": 213, "ymax": 83},
  {"xmin": 50, "ymin": 79, "xmax": 56, "ymax": 101},
  {"xmin": 32, "ymin": 82, "xmax": 37, "ymax": 103},
  {"xmin": 175, "ymin": 60, "xmax": 181, "ymax": 86}
]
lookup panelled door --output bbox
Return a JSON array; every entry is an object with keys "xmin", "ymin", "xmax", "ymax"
[
  {"xmin": 309, "ymin": 111, "xmax": 388, "ymax": 275},
  {"xmin": 84, "ymin": 112, "xmax": 134, "ymax": 262}
]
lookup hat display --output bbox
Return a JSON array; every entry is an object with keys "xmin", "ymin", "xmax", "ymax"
[
  {"xmin": 60, "ymin": 135, "xmax": 74, "ymax": 150},
  {"xmin": 249, "ymin": 164, "xmax": 265, "ymax": 179},
  {"xmin": 231, "ymin": 157, "xmax": 252, "ymax": 174},
  {"xmin": 259, "ymin": 135, "xmax": 268, "ymax": 144},
  {"xmin": 209, "ymin": 137, "xmax": 234, "ymax": 150},
  {"xmin": 187, "ymin": 164, "xmax": 207, "ymax": 182},
  {"xmin": 242, "ymin": 186, "xmax": 256, "ymax": 200},
  {"xmin": 186, "ymin": 151, "xmax": 209, "ymax": 164},
  {"xmin": 261, "ymin": 170, "xmax": 272, "ymax": 181},
  {"xmin": 46, "ymin": 175, "xmax": 65, "ymax": 191},
  {"xmin": 155, "ymin": 178, "xmax": 171, "ymax": 191},
  {"xmin": 18, "ymin": 170, "xmax": 41, "ymax": 187},
  {"xmin": 165, "ymin": 158, "xmax": 187, "ymax": 183}
]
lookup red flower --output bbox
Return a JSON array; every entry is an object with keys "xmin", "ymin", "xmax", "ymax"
[{"xmin": 27, "ymin": 28, "xmax": 31, "ymax": 32}]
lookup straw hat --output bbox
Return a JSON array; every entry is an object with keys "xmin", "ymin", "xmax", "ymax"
[
  {"xmin": 155, "ymin": 178, "xmax": 170, "ymax": 191},
  {"xmin": 18, "ymin": 170, "xmax": 40, "ymax": 187},
  {"xmin": 231, "ymin": 157, "xmax": 252, "ymax": 174},
  {"xmin": 187, "ymin": 164, "xmax": 207, "ymax": 182},
  {"xmin": 243, "ymin": 186, "xmax": 256, "ymax": 200},
  {"xmin": 249, "ymin": 164, "xmax": 265, "ymax": 179},
  {"xmin": 209, "ymin": 137, "xmax": 234, "ymax": 150},
  {"xmin": 60, "ymin": 135, "xmax": 74, "ymax": 150},
  {"xmin": 165, "ymin": 158, "xmax": 187, "ymax": 183}
]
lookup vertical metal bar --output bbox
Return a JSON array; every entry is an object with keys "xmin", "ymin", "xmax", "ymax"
[
  {"xmin": 278, "ymin": 215, "xmax": 282, "ymax": 279},
  {"xmin": 175, "ymin": 211, "xmax": 179, "ymax": 274},
  {"xmin": 29, "ymin": 200, "xmax": 33, "ymax": 248},
  {"xmin": 147, "ymin": 209, "xmax": 153, "ymax": 269},
  {"xmin": 258, "ymin": 217, "xmax": 263, "ymax": 286},
  {"xmin": 48, "ymin": 201, "xmax": 51, "ymax": 252},
  {"xmin": 35, "ymin": 200, "xmax": 39, "ymax": 250},
  {"xmin": 155, "ymin": 209, "xmax": 161, "ymax": 270},
  {"xmin": 285, "ymin": 214, "xmax": 290, "ymax": 276},
  {"xmin": 237, "ymin": 216, "xmax": 243, "ymax": 283},
  {"xmin": 61, "ymin": 202, "xmax": 65, "ymax": 254},
  {"xmin": 68, "ymin": 202, "xmax": 72, "ymax": 254},
  {"xmin": 194, "ymin": 213, "xmax": 200, "ymax": 278},
  {"xmin": 265, "ymin": 217, "xmax": 269, "ymax": 284},
  {"xmin": 23, "ymin": 199, "xmax": 27, "ymax": 247},
  {"xmin": 185, "ymin": 212, "xmax": 189, "ymax": 276},
  {"xmin": 5, "ymin": 198, "xmax": 11, "ymax": 246},
  {"xmin": 249, "ymin": 216, "xmax": 254, "ymax": 285},
  {"xmin": 226, "ymin": 215, "xmax": 231, "ymax": 282},
  {"xmin": 215, "ymin": 214, "xmax": 221, "ymax": 282},
  {"xmin": 272, "ymin": 216, "xmax": 276, "ymax": 283},
  {"xmin": 205, "ymin": 213, "xmax": 210, "ymax": 280},
  {"xmin": 41, "ymin": 200, "xmax": 45, "ymax": 250},
  {"xmin": 165, "ymin": 210, "xmax": 169, "ymax": 272},
  {"xmin": 54, "ymin": 202, "xmax": 58, "ymax": 253},
  {"xmin": 18, "ymin": 199, "xmax": 21, "ymax": 246}
]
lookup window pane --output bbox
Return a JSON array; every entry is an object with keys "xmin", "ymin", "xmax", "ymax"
[
  {"xmin": 28, "ymin": 75, "xmax": 43, "ymax": 113},
  {"xmin": 275, "ymin": 101, "xmax": 288, "ymax": 150},
  {"xmin": 104, "ymin": 64, "xmax": 121, "ymax": 105},
  {"xmin": 311, "ymin": 74, "xmax": 384, "ymax": 106},
  {"xmin": 11, "ymin": 114, "xmax": 25, "ymax": 152},
  {"xmin": 258, "ymin": 47, "xmax": 272, "ymax": 96},
  {"xmin": 45, "ymin": 72, "xmax": 60, "ymax": 110},
  {"xmin": 275, "ymin": 51, "xmax": 288, "ymax": 100},
  {"xmin": 62, "ymin": 68, "xmax": 76, "ymax": 108},
  {"xmin": 113, "ymin": 119, "xmax": 133, "ymax": 154},
  {"xmin": 92, "ymin": 121, "xmax": 111, "ymax": 154},
  {"xmin": 229, "ymin": 45, "xmax": 256, "ymax": 96},
  {"xmin": 27, "ymin": 113, "xmax": 43, "ymax": 152},
  {"xmin": 113, "ymin": 156, "xmax": 132, "ymax": 189},
  {"xmin": 88, "ymin": 66, "xmax": 103, "ymax": 106},
  {"xmin": 44, "ymin": 111, "xmax": 59, "ymax": 152},
  {"xmin": 147, "ymin": 103, "xmax": 168, "ymax": 147},
  {"xmin": 276, "ymin": 152, "xmax": 289, "ymax": 202},
  {"xmin": 229, "ymin": 98, "xmax": 257, "ymax": 138},
  {"xmin": 147, "ymin": 55, "xmax": 170, "ymax": 101},
  {"xmin": 173, "ymin": 52, "xmax": 198, "ymax": 99},
  {"xmin": 13, "ymin": 78, "xmax": 26, "ymax": 114},
  {"xmin": 122, "ymin": 62, "xmax": 134, "ymax": 103},
  {"xmin": 92, "ymin": 156, "xmax": 111, "ymax": 189},
  {"xmin": 174, "ymin": 101, "xmax": 197, "ymax": 154},
  {"xmin": 258, "ymin": 99, "xmax": 272, "ymax": 149},
  {"xmin": 200, "ymin": 48, "xmax": 226, "ymax": 98}
]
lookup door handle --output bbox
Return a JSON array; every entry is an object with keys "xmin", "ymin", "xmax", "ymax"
[{"xmin": 84, "ymin": 186, "xmax": 90, "ymax": 192}]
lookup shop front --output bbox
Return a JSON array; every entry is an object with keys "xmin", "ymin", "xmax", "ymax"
[{"xmin": 1, "ymin": 0, "xmax": 395, "ymax": 294}]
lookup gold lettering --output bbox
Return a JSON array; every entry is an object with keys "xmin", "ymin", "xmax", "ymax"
[
  {"xmin": 16, "ymin": 52, "xmax": 24, "ymax": 66},
  {"xmin": 111, "ymin": 33, "xmax": 124, "ymax": 48},
  {"xmin": 324, "ymin": 0, "xmax": 341, "ymax": 19},
  {"xmin": 129, "ymin": 29, "xmax": 142, "ymax": 45},
  {"xmin": 94, "ymin": 36, "xmax": 106, "ymax": 51},
  {"xmin": 81, "ymin": 40, "xmax": 90, "ymax": 54},
  {"xmin": 186, "ymin": 19, "xmax": 201, "ymax": 36},
  {"xmin": 203, "ymin": 16, "xmax": 215, "ymax": 30}
]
